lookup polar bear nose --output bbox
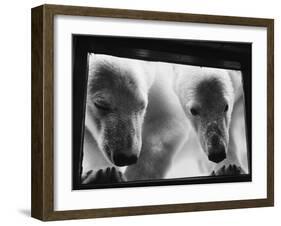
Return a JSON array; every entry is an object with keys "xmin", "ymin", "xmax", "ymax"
[
  {"xmin": 113, "ymin": 153, "xmax": 138, "ymax": 166},
  {"xmin": 208, "ymin": 149, "xmax": 226, "ymax": 163},
  {"xmin": 208, "ymin": 135, "xmax": 226, "ymax": 163}
]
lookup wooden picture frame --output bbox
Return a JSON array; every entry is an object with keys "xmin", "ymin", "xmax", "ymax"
[{"xmin": 31, "ymin": 4, "xmax": 274, "ymax": 221}]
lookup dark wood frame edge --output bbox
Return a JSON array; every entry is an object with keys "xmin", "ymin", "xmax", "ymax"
[{"xmin": 31, "ymin": 4, "xmax": 274, "ymax": 221}]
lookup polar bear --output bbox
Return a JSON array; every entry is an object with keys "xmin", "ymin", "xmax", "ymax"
[
  {"xmin": 82, "ymin": 54, "xmax": 155, "ymax": 184},
  {"xmin": 82, "ymin": 54, "xmax": 189, "ymax": 183},
  {"xmin": 172, "ymin": 65, "xmax": 248, "ymax": 176}
]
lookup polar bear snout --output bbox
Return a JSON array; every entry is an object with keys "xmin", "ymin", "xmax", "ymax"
[
  {"xmin": 205, "ymin": 124, "xmax": 227, "ymax": 163},
  {"xmin": 102, "ymin": 115, "xmax": 143, "ymax": 167},
  {"xmin": 207, "ymin": 135, "xmax": 226, "ymax": 163},
  {"xmin": 113, "ymin": 152, "xmax": 138, "ymax": 166},
  {"xmin": 110, "ymin": 133, "xmax": 140, "ymax": 166}
]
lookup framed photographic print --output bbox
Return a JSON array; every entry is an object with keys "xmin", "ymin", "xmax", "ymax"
[{"xmin": 31, "ymin": 4, "xmax": 274, "ymax": 221}]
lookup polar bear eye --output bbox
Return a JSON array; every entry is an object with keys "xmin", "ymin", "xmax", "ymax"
[
  {"xmin": 224, "ymin": 104, "xmax": 229, "ymax": 113},
  {"xmin": 190, "ymin": 107, "xmax": 199, "ymax": 116},
  {"xmin": 94, "ymin": 101, "xmax": 111, "ymax": 111}
]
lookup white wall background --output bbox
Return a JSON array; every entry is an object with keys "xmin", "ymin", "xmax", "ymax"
[{"xmin": 0, "ymin": 0, "xmax": 279, "ymax": 225}]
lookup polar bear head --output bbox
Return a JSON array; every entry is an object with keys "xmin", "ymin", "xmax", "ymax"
[
  {"xmin": 86, "ymin": 54, "xmax": 154, "ymax": 166},
  {"xmin": 174, "ymin": 65, "xmax": 235, "ymax": 163}
]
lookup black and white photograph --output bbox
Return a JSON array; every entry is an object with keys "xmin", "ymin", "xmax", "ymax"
[{"xmin": 72, "ymin": 35, "xmax": 252, "ymax": 189}]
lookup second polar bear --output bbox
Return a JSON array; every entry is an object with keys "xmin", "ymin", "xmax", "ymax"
[{"xmin": 170, "ymin": 65, "xmax": 248, "ymax": 176}]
